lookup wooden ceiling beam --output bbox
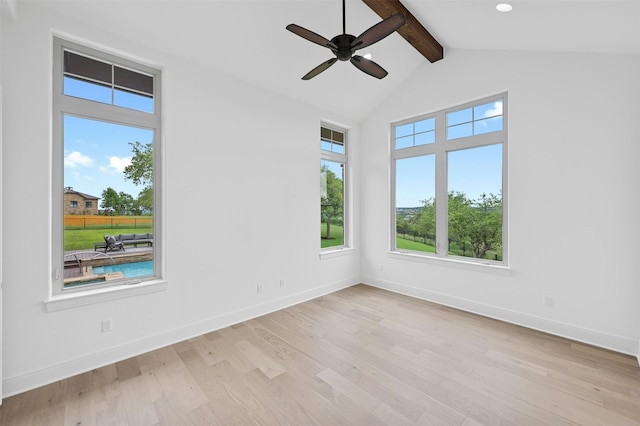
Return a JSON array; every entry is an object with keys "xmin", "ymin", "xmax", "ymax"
[{"xmin": 362, "ymin": 0, "xmax": 444, "ymax": 63}]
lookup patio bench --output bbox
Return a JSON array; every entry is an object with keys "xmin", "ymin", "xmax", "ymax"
[{"xmin": 95, "ymin": 233, "xmax": 154, "ymax": 252}]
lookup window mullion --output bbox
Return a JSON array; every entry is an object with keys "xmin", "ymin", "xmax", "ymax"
[{"xmin": 434, "ymin": 111, "xmax": 448, "ymax": 256}]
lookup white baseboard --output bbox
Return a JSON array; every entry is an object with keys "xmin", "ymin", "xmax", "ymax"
[
  {"xmin": 2, "ymin": 276, "xmax": 359, "ymax": 399},
  {"xmin": 363, "ymin": 276, "xmax": 639, "ymax": 358}
]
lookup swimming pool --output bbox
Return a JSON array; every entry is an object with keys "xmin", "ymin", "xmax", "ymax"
[{"xmin": 93, "ymin": 260, "xmax": 154, "ymax": 278}]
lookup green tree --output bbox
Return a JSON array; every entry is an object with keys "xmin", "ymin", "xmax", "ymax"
[
  {"xmin": 414, "ymin": 197, "xmax": 436, "ymax": 244},
  {"xmin": 447, "ymin": 191, "xmax": 473, "ymax": 252},
  {"xmin": 123, "ymin": 141, "xmax": 154, "ymax": 212},
  {"xmin": 119, "ymin": 191, "xmax": 135, "ymax": 216},
  {"xmin": 466, "ymin": 192, "xmax": 502, "ymax": 259},
  {"xmin": 137, "ymin": 187, "xmax": 153, "ymax": 213},
  {"xmin": 396, "ymin": 214, "xmax": 410, "ymax": 238},
  {"xmin": 447, "ymin": 191, "xmax": 502, "ymax": 259},
  {"xmin": 320, "ymin": 164, "xmax": 343, "ymax": 240},
  {"xmin": 100, "ymin": 187, "xmax": 139, "ymax": 215},
  {"xmin": 100, "ymin": 187, "xmax": 121, "ymax": 215}
]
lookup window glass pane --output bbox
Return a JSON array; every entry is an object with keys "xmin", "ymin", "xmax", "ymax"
[
  {"xmin": 447, "ymin": 144, "xmax": 502, "ymax": 261},
  {"xmin": 447, "ymin": 108, "xmax": 472, "ymax": 126},
  {"xmin": 474, "ymin": 101, "xmax": 502, "ymax": 119},
  {"xmin": 64, "ymin": 51, "xmax": 112, "ymax": 85},
  {"xmin": 395, "ymin": 123, "xmax": 413, "ymax": 138},
  {"xmin": 114, "ymin": 66, "xmax": 153, "ymax": 96},
  {"xmin": 415, "ymin": 131, "xmax": 435, "ymax": 146},
  {"xmin": 331, "ymin": 142, "xmax": 345, "ymax": 154},
  {"xmin": 395, "ymin": 135, "xmax": 413, "ymax": 150},
  {"xmin": 64, "ymin": 76, "xmax": 112, "ymax": 105},
  {"xmin": 321, "ymin": 127, "xmax": 332, "ymax": 140},
  {"xmin": 320, "ymin": 159, "xmax": 344, "ymax": 249},
  {"xmin": 447, "ymin": 122, "xmax": 473, "ymax": 140},
  {"xmin": 114, "ymin": 89, "xmax": 154, "ymax": 113},
  {"xmin": 63, "ymin": 115, "xmax": 155, "ymax": 287},
  {"xmin": 320, "ymin": 140, "xmax": 332, "ymax": 151},
  {"xmin": 474, "ymin": 116, "xmax": 503, "ymax": 135},
  {"xmin": 415, "ymin": 117, "xmax": 435, "ymax": 133},
  {"xmin": 395, "ymin": 155, "xmax": 436, "ymax": 253}
]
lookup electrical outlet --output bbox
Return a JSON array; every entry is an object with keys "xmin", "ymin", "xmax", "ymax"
[
  {"xmin": 257, "ymin": 284, "xmax": 263, "ymax": 294},
  {"xmin": 101, "ymin": 319, "xmax": 113, "ymax": 333},
  {"xmin": 379, "ymin": 264, "xmax": 384, "ymax": 272},
  {"xmin": 279, "ymin": 279, "xmax": 285, "ymax": 288},
  {"xmin": 543, "ymin": 296, "xmax": 554, "ymax": 307}
]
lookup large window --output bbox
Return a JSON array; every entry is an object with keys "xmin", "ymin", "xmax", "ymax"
[
  {"xmin": 53, "ymin": 37, "xmax": 161, "ymax": 293},
  {"xmin": 392, "ymin": 94, "xmax": 507, "ymax": 264},
  {"xmin": 321, "ymin": 125, "xmax": 348, "ymax": 250}
]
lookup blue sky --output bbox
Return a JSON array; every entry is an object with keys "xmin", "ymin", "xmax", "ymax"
[
  {"xmin": 63, "ymin": 78, "xmax": 154, "ymax": 202},
  {"xmin": 64, "ymin": 115, "xmax": 153, "ymax": 200},
  {"xmin": 396, "ymin": 144, "xmax": 503, "ymax": 207}
]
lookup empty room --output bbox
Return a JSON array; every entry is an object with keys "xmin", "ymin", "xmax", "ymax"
[{"xmin": 0, "ymin": 0, "xmax": 639, "ymax": 424}]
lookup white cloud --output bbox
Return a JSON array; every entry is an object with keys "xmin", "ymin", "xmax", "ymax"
[
  {"xmin": 484, "ymin": 101, "xmax": 503, "ymax": 118},
  {"xmin": 105, "ymin": 156, "xmax": 132, "ymax": 173},
  {"xmin": 64, "ymin": 151, "xmax": 94, "ymax": 168}
]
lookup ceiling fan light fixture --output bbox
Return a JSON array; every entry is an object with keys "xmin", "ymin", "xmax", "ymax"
[
  {"xmin": 286, "ymin": 0, "xmax": 406, "ymax": 79},
  {"xmin": 496, "ymin": 3, "xmax": 513, "ymax": 12}
]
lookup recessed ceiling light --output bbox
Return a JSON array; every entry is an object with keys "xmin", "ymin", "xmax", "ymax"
[{"xmin": 496, "ymin": 3, "xmax": 513, "ymax": 12}]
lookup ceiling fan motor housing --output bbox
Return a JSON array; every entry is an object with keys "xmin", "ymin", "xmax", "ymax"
[{"xmin": 331, "ymin": 34, "xmax": 357, "ymax": 61}]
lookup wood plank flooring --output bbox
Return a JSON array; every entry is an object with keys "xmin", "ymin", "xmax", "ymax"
[{"xmin": 1, "ymin": 284, "xmax": 639, "ymax": 425}]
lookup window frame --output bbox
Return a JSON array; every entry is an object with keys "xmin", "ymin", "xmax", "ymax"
[
  {"xmin": 320, "ymin": 123, "xmax": 350, "ymax": 253},
  {"xmin": 390, "ymin": 93, "xmax": 508, "ymax": 267},
  {"xmin": 51, "ymin": 36, "xmax": 164, "ymax": 297}
]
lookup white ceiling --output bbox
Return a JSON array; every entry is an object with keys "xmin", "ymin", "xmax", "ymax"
[{"xmin": 19, "ymin": 0, "xmax": 640, "ymax": 121}]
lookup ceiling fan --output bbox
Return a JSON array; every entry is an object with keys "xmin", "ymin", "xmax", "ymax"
[{"xmin": 286, "ymin": 0, "xmax": 406, "ymax": 80}]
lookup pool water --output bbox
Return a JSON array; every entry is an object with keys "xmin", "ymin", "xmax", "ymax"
[{"xmin": 93, "ymin": 260, "xmax": 154, "ymax": 278}]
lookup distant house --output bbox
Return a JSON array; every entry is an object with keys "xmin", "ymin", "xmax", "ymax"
[{"xmin": 63, "ymin": 187, "xmax": 99, "ymax": 215}]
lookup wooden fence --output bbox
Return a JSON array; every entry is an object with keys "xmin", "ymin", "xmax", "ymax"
[{"xmin": 64, "ymin": 215, "xmax": 153, "ymax": 229}]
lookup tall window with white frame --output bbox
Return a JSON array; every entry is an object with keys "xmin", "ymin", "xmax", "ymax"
[
  {"xmin": 53, "ymin": 37, "xmax": 161, "ymax": 292},
  {"xmin": 392, "ymin": 94, "xmax": 507, "ymax": 264},
  {"xmin": 320, "ymin": 125, "xmax": 348, "ymax": 249}
]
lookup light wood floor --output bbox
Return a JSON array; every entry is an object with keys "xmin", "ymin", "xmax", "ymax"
[{"xmin": 1, "ymin": 284, "xmax": 639, "ymax": 425}]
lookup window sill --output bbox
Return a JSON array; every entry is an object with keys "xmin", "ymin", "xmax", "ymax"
[
  {"xmin": 319, "ymin": 247, "xmax": 355, "ymax": 260},
  {"xmin": 45, "ymin": 279, "xmax": 169, "ymax": 312},
  {"xmin": 387, "ymin": 251, "xmax": 511, "ymax": 275}
]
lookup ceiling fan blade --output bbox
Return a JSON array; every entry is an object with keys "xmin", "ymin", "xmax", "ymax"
[
  {"xmin": 350, "ymin": 55, "xmax": 388, "ymax": 79},
  {"xmin": 351, "ymin": 14, "xmax": 406, "ymax": 51},
  {"xmin": 286, "ymin": 24, "xmax": 338, "ymax": 50},
  {"xmin": 302, "ymin": 58, "xmax": 338, "ymax": 80}
]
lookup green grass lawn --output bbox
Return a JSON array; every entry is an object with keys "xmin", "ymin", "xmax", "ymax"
[
  {"xmin": 64, "ymin": 227, "xmax": 153, "ymax": 251},
  {"xmin": 396, "ymin": 235, "xmax": 502, "ymax": 261},
  {"xmin": 321, "ymin": 223, "xmax": 344, "ymax": 249},
  {"xmin": 395, "ymin": 237, "xmax": 436, "ymax": 253}
]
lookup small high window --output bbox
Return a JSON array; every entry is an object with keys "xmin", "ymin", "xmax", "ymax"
[{"xmin": 63, "ymin": 50, "xmax": 154, "ymax": 113}]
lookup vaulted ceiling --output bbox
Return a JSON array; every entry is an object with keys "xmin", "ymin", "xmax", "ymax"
[{"xmin": 13, "ymin": 0, "xmax": 640, "ymax": 121}]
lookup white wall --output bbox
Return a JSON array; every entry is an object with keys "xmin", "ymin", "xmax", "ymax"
[
  {"xmin": 361, "ymin": 48, "xmax": 640, "ymax": 356},
  {"xmin": 0, "ymin": 2, "xmax": 361, "ymax": 397}
]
